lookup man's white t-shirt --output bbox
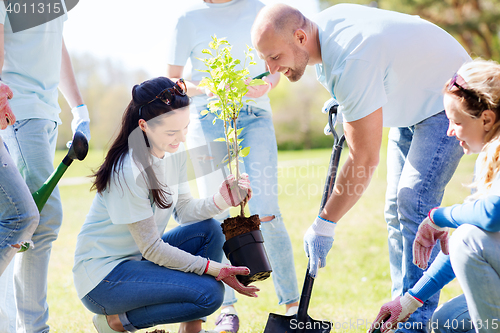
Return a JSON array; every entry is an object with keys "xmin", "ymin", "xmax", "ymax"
[{"xmin": 314, "ymin": 4, "xmax": 471, "ymax": 127}]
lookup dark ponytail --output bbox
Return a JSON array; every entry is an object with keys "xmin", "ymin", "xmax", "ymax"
[{"xmin": 91, "ymin": 77, "xmax": 190, "ymax": 209}]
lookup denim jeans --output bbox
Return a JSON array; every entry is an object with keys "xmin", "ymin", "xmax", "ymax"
[
  {"xmin": 0, "ymin": 137, "xmax": 39, "ymax": 276},
  {"xmin": 384, "ymin": 111, "xmax": 463, "ymax": 333},
  {"xmin": 0, "ymin": 119, "xmax": 61, "ymax": 333},
  {"xmin": 82, "ymin": 219, "xmax": 225, "ymax": 332},
  {"xmin": 431, "ymin": 294, "xmax": 474, "ymax": 333},
  {"xmin": 186, "ymin": 104, "xmax": 299, "ymax": 306},
  {"xmin": 445, "ymin": 225, "xmax": 499, "ymax": 333}
]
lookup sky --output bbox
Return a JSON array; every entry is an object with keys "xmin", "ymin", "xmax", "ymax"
[{"xmin": 63, "ymin": 0, "xmax": 321, "ymax": 76}]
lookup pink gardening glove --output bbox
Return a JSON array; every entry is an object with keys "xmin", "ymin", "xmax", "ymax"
[
  {"xmin": 369, "ymin": 293, "xmax": 423, "ymax": 333},
  {"xmin": 216, "ymin": 266, "xmax": 259, "ymax": 297},
  {"xmin": 205, "ymin": 261, "xmax": 259, "ymax": 297},
  {"xmin": 413, "ymin": 209, "xmax": 449, "ymax": 270},
  {"xmin": 217, "ymin": 173, "xmax": 252, "ymax": 208},
  {"xmin": 244, "ymin": 78, "xmax": 271, "ymax": 98},
  {"xmin": 0, "ymin": 83, "xmax": 15, "ymax": 129}
]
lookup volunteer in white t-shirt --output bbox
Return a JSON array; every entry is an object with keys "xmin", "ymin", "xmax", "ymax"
[
  {"xmin": 73, "ymin": 77, "xmax": 258, "ymax": 333},
  {"xmin": 251, "ymin": 4, "xmax": 471, "ymax": 331}
]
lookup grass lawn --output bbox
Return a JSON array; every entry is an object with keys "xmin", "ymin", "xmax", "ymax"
[{"xmin": 46, "ymin": 141, "xmax": 475, "ymax": 332}]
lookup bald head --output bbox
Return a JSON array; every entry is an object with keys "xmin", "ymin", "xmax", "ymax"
[{"xmin": 252, "ymin": 4, "xmax": 307, "ymax": 45}]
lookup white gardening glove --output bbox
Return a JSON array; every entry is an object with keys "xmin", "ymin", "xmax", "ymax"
[
  {"xmin": 369, "ymin": 293, "xmax": 423, "ymax": 333},
  {"xmin": 303, "ymin": 216, "xmax": 336, "ymax": 278},
  {"xmin": 213, "ymin": 173, "xmax": 252, "ymax": 210},
  {"xmin": 413, "ymin": 208, "xmax": 449, "ymax": 269},
  {"xmin": 0, "ymin": 82, "xmax": 15, "ymax": 129},
  {"xmin": 322, "ymin": 98, "xmax": 342, "ymax": 135},
  {"xmin": 205, "ymin": 260, "xmax": 259, "ymax": 297},
  {"xmin": 71, "ymin": 104, "xmax": 91, "ymax": 141}
]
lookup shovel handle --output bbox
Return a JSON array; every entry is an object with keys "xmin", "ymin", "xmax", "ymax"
[{"xmin": 296, "ymin": 269, "xmax": 315, "ymax": 333}]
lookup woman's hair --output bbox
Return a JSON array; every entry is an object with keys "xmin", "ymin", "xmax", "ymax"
[
  {"xmin": 91, "ymin": 77, "xmax": 190, "ymax": 209},
  {"xmin": 444, "ymin": 59, "xmax": 500, "ymax": 196}
]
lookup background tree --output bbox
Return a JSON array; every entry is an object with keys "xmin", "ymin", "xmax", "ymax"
[{"xmin": 318, "ymin": 0, "xmax": 500, "ymax": 61}]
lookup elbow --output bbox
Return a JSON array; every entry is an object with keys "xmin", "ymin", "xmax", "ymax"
[
  {"xmin": 484, "ymin": 196, "xmax": 500, "ymax": 232},
  {"xmin": 483, "ymin": 219, "xmax": 500, "ymax": 233}
]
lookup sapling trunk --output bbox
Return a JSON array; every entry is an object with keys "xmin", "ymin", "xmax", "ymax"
[{"xmin": 232, "ymin": 117, "xmax": 245, "ymax": 217}]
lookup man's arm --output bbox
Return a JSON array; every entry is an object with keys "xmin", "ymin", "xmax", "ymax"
[
  {"xmin": 59, "ymin": 38, "xmax": 83, "ymax": 108},
  {"xmin": 320, "ymin": 107, "xmax": 383, "ymax": 222}
]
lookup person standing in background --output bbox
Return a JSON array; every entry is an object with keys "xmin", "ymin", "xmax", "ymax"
[
  {"xmin": 167, "ymin": 1, "xmax": 300, "ymax": 332},
  {"xmin": 0, "ymin": 1, "xmax": 90, "ymax": 331}
]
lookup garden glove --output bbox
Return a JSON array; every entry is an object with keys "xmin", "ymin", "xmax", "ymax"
[
  {"xmin": 321, "ymin": 98, "xmax": 342, "ymax": 135},
  {"xmin": 413, "ymin": 208, "xmax": 449, "ymax": 270},
  {"xmin": 0, "ymin": 82, "xmax": 15, "ymax": 129},
  {"xmin": 71, "ymin": 104, "xmax": 91, "ymax": 141},
  {"xmin": 244, "ymin": 77, "xmax": 271, "ymax": 98},
  {"xmin": 303, "ymin": 216, "xmax": 336, "ymax": 278},
  {"xmin": 369, "ymin": 293, "xmax": 423, "ymax": 333},
  {"xmin": 205, "ymin": 260, "xmax": 259, "ymax": 297},
  {"xmin": 213, "ymin": 173, "xmax": 252, "ymax": 210}
]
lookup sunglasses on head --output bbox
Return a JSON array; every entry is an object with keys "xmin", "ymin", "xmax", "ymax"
[
  {"xmin": 447, "ymin": 72, "xmax": 490, "ymax": 111},
  {"xmin": 139, "ymin": 78, "xmax": 187, "ymax": 117}
]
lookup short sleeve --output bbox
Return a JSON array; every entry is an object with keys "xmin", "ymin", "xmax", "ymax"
[
  {"xmin": 335, "ymin": 59, "xmax": 388, "ymax": 122},
  {"xmin": 166, "ymin": 14, "xmax": 195, "ymax": 67},
  {"xmin": 0, "ymin": 2, "xmax": 6, "ymax": 24},
  {"xmin": 103, "ymin": 160, "xmax": 154, "ymax": 225}
]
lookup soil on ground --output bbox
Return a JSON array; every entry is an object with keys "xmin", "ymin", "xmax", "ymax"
[{"xmin": 221, "ymin": 214, "xmax": 260, "ymax": 240}]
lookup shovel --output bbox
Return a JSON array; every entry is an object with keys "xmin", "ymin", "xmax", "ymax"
[
  {"xmin": 263, "ymin": 103, "xmax": 345, "ymax": 333},
  {"xmin": 18, "ymin": 131, "xmax": 88, "ymax": 252}
]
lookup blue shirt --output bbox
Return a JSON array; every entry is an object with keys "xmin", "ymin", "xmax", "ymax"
[
  {"xmin": 167, "ymin": 0, "xmax": 271, "ymax": 112},
  {"xmin": 0, "ymin": 1, "xmax": 67, "ymax": 123},
  {"xmin": 314, "ymin": 4, "xmax": 470, "ymax": 127}
]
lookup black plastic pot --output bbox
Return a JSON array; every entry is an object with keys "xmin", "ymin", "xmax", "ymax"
[{"xmin": 222, "ymin": 229, "xmax": 272, "ymax": 286}]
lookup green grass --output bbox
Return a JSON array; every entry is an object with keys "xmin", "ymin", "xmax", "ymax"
[{"xmin": 46, "ymin": 144, "xmax": 475, "ymax": 332}]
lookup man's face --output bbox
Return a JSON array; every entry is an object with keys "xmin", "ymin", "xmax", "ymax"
[{"xmin": 254, "ymin": 31, "xmax": 309, "ymax": 82}]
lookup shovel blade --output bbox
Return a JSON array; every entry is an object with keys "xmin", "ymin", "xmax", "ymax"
[{"xmin": 263, "ymin": 313, "xmax": 332, "ymax": 333}]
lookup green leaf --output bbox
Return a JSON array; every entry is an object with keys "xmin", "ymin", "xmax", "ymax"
[
  {"xmin": 200, "ymin": 109, "xmax": 209, "ymax": 116},
  {"xmin": 214, "ymin": 138, "xmax": 226, "ymax": 142},
  {"xmin": 240, "ymin": 147, "xmax": 250, "ymax": 157}
]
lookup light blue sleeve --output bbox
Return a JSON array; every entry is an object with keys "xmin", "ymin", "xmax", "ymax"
[
  {"xmin": 166, "ymin": 14, "xmax": 195, "ymax": 67},
  {"xmin": 409, "ymin": 252, "xmax": 455, "ymax": 302},
  {"xmin": 432, "ymin": 195, "xmax": 500, "ymax": 232},
  {"xmin": 0, "ymin": 1, "xmax": 6, "ymax": 24},
  {"xmin": 336, "ymin": 59, "xmax": 388, "ymax": 123}
]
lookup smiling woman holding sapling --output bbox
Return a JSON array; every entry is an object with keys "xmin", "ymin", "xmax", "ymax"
[{"xmin": 72, "ymin": 77, "xmax": 259, "ymax": 333}]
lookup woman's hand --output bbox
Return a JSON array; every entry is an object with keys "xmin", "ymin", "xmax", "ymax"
[
  {"xmin": 213, "ymin": 173, "xmax": 252, "ymax": 210},
  {"xmin": 205, "ymin": 260, "xmax": 259, "ymax": 297},
  {"xmin": 0, "ymin": 83, "xmax": 15, "ymax": 129}
]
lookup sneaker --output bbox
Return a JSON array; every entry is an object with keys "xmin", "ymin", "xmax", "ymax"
[
  {"xmin": 92, "ymin": 314, "xmax": 123, "ymax": 333},
  {"xmin": 285, "ymin": 305, "xmax": 299, "ymax": 316},
  {"xmin": 214, "ymin": 312, "xmax": 239, "ymax": 333}
]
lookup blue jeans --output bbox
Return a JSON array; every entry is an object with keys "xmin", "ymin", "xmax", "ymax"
[
  {"xmin": 431, "ymin": 294, "xmax": 474, "ymax": 333},
  {"xmin": 0, "ymin": 119, "xmax": 61, "ymax": 333},
  {"xmin": 186, "ymin": 104, "xmax": 299, "ymax": 306},
  {"xmin": 384, "ymin": 111, "xmax": 463, "ymax": 332},
  {"xmin": 437, "ymin": 225, "xmax": 500, "ymax": 333},
  {"xmin": 82, "ymin": 219, "xmax": 225, "ymax": 332},
  {"xmin": 0, "ymin": 137, "xmax": 39, "ymax": 277}
]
